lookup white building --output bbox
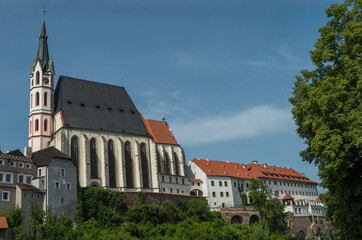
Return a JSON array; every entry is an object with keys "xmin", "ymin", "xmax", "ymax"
[{"xmin": 188, "ymin": 159, "xmax": 326, "ymax": 217}]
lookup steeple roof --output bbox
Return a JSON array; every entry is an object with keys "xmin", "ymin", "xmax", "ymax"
[{"xmin": 36, "ymin": 15, "xmax": 50, "ymax": 71}]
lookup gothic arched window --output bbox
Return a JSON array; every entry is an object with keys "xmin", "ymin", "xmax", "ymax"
[
  {"xmin": 35, "ymin": 92, "xmax": 39, "ymax": 106},
  {"xmin": 44, "ymin": 92, "xmax": 48, "ymax": 106},
  {"xmin": 157, "ymin": 150, "xmax": 162, "ymax": 173},
  {"xmin": 35, "ymin": 119, "xmax": 39, "ymax": 132},
  {"xmin": 36, "ymin": 71, "xmax": 39, "ymax": 85},
  {"xmin": 124, "ymin": 141, "xmax": 133, "ymax": 188},
  {"xmin": 174, "ymin": 152, "xmax": 179, "ymax": 176},
  {"xmin": 90, "ymin": 138, "xmax": 98, "ymax": 179},
  {"xmin": 44, "ymin": 119, "xmax": 48, "ymax": 132},
  {"xmin": 140, "ymin": 143, "xmax": 149, "ymax": 188},
  {"xmin": 108, "ymin": 140, "xmax": 116, "ymax": 188},
  {"xmin": 164, "ymin": 152, "xmax": 170, "ymax": 175},
  {"xmin": 71, "ymin": 136, "xmax": 79, "ymax": 168}
]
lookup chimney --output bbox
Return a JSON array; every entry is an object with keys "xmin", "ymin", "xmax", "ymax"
[
  {"xmin": 263, "ymin": 163, "xmax": 267, "ymax": 168},
  {"xmin": 252, "ymin": 160, "xmax": 258, "ymax": 165},
  {"xmin": 24, "ymin": 146, "xmax": 32, "ymax": 158}
]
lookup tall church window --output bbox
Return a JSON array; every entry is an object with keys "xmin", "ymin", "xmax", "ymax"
[
  {"xmin": 30, "ymin": 94, "xmax": 33, "ymax": 108},
  {"xmin": 71, "ymin": 136, "xmax": 79, "ymax": 168},
  {"xmin": 157, "ymin": 151, "xmax": 162, "ymax": 173},
  {"xmin": 36, "ymin": 71, "xmax": 39, "ymax": 85},
  {"xmin": 164, "ymin": 152, "xmax": 170, "ymax": 175},
  {"xmin": 35, "ymin": 119, "xmax": 39, "ymax": 132},
  {"xmin": 90, "ymin": 138, "xmax": 98, "ymax": 179},
  {"xmin": 108, "ymin": 140, "xmax": 116, "ymax": 188},
  {"xmin": 35, "ymin": 92, "xmax": 39, "ymax": 106},
  {"xmin": 174, "ymin": 152, "xmax": 179, "ymax": 176},
  {"xmin": 44, "ymin": 119, "xmax": 48, "ymax": 132},
  {"xmin": 124, "ymin": 141, "xmax": 133, "ymax": 188},
  {"xmin": 44, "ymin": 92, "xmax": 48, "ymax": 106},
  {"xmin": 140, "ymin": 143, "xmax": 149, "ymax": 188}
]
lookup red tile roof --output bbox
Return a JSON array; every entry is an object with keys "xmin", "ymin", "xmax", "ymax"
[
  {"xmin": 191, "ymin": 159, "xmax": 253, "ymax": 180},
  {"xmin": 142, "ymin": 117, "xmax": 178, "ymax": 145},
  {"xmin": 192, "ymin": 159, "xmax": 317, "ymax": 184},
  {"xmin": 315, "ymin": 198, "xmax": 322, "ymax": 202},
  {"xmin": 245, "ymin": 163, "xmax": 316, "ymax": 184},
  {"xmin": 282, "ymin": 194, "xmax": 294, "ymax": 200},
  {"xmin": 189, "ymin": 178, "xmax": 203, "ymax": 182},
  {"xmin": 0, "ymin": 217, "xmax": 8, "ymax": 229}
]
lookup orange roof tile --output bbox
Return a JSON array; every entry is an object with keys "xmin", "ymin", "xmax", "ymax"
[
  {"xmin": 282, "ymin": 194, "xmax": 294, "ymax": 200},
  {"xmin": 0, "ymin": 217, "xmax": 8, "ymax": 229},
  {"xmin": 315, "ymin": 198, "xmax": 322, "ymax": 202},
  {"xmin": 191, "ymin": 159, "xmax": 253, "ymax": 180},
  {"xmin": 189, "ymin": 178, "xmax": 203, "ymax": 182},
  {"xmin": 245, "ymin": 163, "xmax": 317, "ymax": 184},
  {"xmin": 142, "ymin": 117, "xmax": 178, "ymax": 145}
]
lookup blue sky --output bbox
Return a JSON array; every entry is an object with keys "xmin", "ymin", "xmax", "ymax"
[{"xmin": 0, "ymin": 0, "xmax": 343, "ymax": 193}]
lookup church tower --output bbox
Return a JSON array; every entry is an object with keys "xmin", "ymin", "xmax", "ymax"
[{"xmin": 28, "ymin": 10, "xmax": 54, "ymax": 152}]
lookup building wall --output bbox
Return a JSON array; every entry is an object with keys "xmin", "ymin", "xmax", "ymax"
[
  {"xmin": 0, "ymin": 158, "xmax": 36, "ymax": 215},
  {"xmin": 159, "ymin": 174, "xmax": 191, "ymax": 195},
  {"xmin": 46, "ymin": 158, "xmax": 77, "ymax": 218},
  {"xmin": 261, "ymin": 178, "xmax": 318, "ymax": 201}
]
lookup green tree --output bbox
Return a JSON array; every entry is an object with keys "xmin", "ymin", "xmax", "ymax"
[
  {"xmin": 6, "ymin": 207, "xmax": 23, "ymax": 228},
  {"xmin": 247, "ymin": 179, "xmax": 287, "ymax": 232},
  {"xmin": 289, "ymin": 0, "xmax": 362, "ymax": 238}
]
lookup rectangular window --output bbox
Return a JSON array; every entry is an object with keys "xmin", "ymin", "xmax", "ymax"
[
  {"xmin": 226, "ymin": 192, "xmax": 229, "ymax": 197},
  {"xmin": 222, "ymin": 203, "xmax": 225, "ymax": 208},
  {"xmin": 212, "ymin": 192, "xmax": 216, "ymax": 197},
  {"xmin": 294, "ymin": 208, "xmax": 298, "ymax": 214},
  {"xmin": 197, "ymin": 182, "xmax": 200, "ymax": 186},
  {"xmin": 55, "ymin": 182, "xmax": 60, "ymax": 189},
  {"xmin": 234, "ymin": 182, "xmax": 236, "ymax": 187},
  {"xmin": 246, "ymin": 183, "xmax": 249, "ymax": 188},
  {"xmin": 169, "ymin": 177, "xmax": 172, "ymax": 183},
  {"xmin": 2, "ymin": 191, "xmax": 10, "ymax": 201},
  {"xmin": 161, "ymin": 176, "xmax": 164, "ymax": 182},
  {"xmin": 274, "ymin": 181, "xmax": 277, "ymax": 185},
  {"xmin": 176, "ymin": 178, "xmax": 178, "ymax": 184},
  {"xmin": 182, "ymin": 178, "xmax": 185, "ymax": 185},
  {"xmin": 170, "ymin": 188, "xmax": 173, "ymax": 193},
  {"xmin": 163, "ymin": 188, "xmax": 165, "ymax": 192},
  {"xmin": 224, "ymin": 181, "xmax": 228, "ymax": 187},
  {"xmin": 26, "ymin": 176, "xmax": 32, "ymax": 184},
  {"xmin": 219, "ymin": 181, "xmax": 222, "ymax": 187},
  {"xmin": 65, "ymin": 160, "xmax": 68, "ymax": 165},
  {"xmin": 39, "ymin": 169, "xmax": 42, "ymax": 177},
  {"xmin": 5, "ymin": 173, "xmax": 12, "ymax": 183},
  {"xmin": 192, "ymin": 182, "xmax": 194, "ymax": 186},
  {"xmin": 220, "ymin": 192, "xmax": 224, "ymax": 197},
  {"xmin": 177, "ymin": 189, "xmax": 179, "ymax": 193},
  {"xmin": 26, "ymin": 163, "xmax": 31, "ymax": 169},
  {"xmin": 9, "ymin": 162, "xmax": 15, "ymax": 167},
  {"xmin": 211, "ymin": 181, "xmax": 214, "ymax": 187},
  {"xmin": 18, "ymin": 162, "xmax": 24, "ymax": 168},
  {"xmin": 0, "ymin": 173, "xmax": 3, "ymax": 182},
  {"xmin": 280, "ymin": 182, "xmax": 282, "ymax": 185},
  {"xmin": 66, "ymin": 183, "xmax": 71, "ymax": 190},
  {"xmin": 18, "ymin": 175, "xmax": 24, "ymax": 183},
  {"xmin": 0, "ymin": 160, "xmax": 4, "ymax": 165},
  {"xmin": 60, "ymin": 168, "xmax": 65, "ymax": 177},
  {"xmin": 269, "ymin": 181, "xmax": 271, "ymax": 184}
]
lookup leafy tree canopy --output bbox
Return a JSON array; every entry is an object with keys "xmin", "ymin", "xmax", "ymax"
[{"xmin": 289, "ymin": 0, "xmax": 362, "ymax": 238}]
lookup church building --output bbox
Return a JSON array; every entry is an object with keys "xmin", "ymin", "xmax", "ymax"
[{"xmin": 28, "ymin": 13, "xmax": 187, "ymax": 193}]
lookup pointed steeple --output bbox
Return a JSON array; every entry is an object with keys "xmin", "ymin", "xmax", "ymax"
[{"xmin": 36, "ymin": 10, "xmax": 50, "ymax": 71}]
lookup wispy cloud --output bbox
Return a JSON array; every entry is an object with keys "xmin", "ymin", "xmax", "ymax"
[{"xmin": 170, "ymin": 105, "xmax": 294, "ymax": 146}]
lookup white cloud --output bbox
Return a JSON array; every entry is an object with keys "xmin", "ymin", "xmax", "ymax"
[{"xmin": 170, "ymin": 105, "xmax": 294, "ymax": 146}]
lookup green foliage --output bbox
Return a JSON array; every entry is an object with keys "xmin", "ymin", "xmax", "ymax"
[
  {"xmin": 6, "ymin": 207, "xmax": 23, "ymax": 228},
  {"xmin": 76, "ymin": 187, "xmax": 127, "ymax": 226},
  {"xmin": 241, "ymin": 193, "xmax": 248, "ymax": 206},
  {"xmin": 248, "ymin": 179, "xmax": 287, "ymax": 232},
  {"xmin": 138, "ymin": 191, "xmax": 147, "ymax": 204},
  {"xmin": 289, "ymin": 0, "xmax": 362, "ymax": 238}
]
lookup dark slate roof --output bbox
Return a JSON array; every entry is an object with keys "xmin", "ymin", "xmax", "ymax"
[
  {"xmin": 32, "ymin": 146, "xmax": 71, "ymax": 167},
  {"xmin": 0, "ymin": 152, "xmax": 32, "ymax": 163},
  {"xmin": 7, "ymin": 149, "xmax": 25, "ymax": 157},
  {"xmin": 37, "ymin": 16, "xmax": 49, "ymax": 70},
  {"xmin": 17, "ymin": 184, "xmax": 42, "ymax": 191},
  {"xmin": 54, "ymin": 75, "xmax": 150, "ymax": 137}
]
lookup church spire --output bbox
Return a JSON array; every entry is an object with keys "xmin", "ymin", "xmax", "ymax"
[{"xmin": 36, "ymin": 9, "xmax": 50, "ymax": 71}]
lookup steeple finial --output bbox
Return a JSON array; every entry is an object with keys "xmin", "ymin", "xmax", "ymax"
[{"xmin": 162, "ymin": 112, "xmax": 166, "ymax": 124}]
